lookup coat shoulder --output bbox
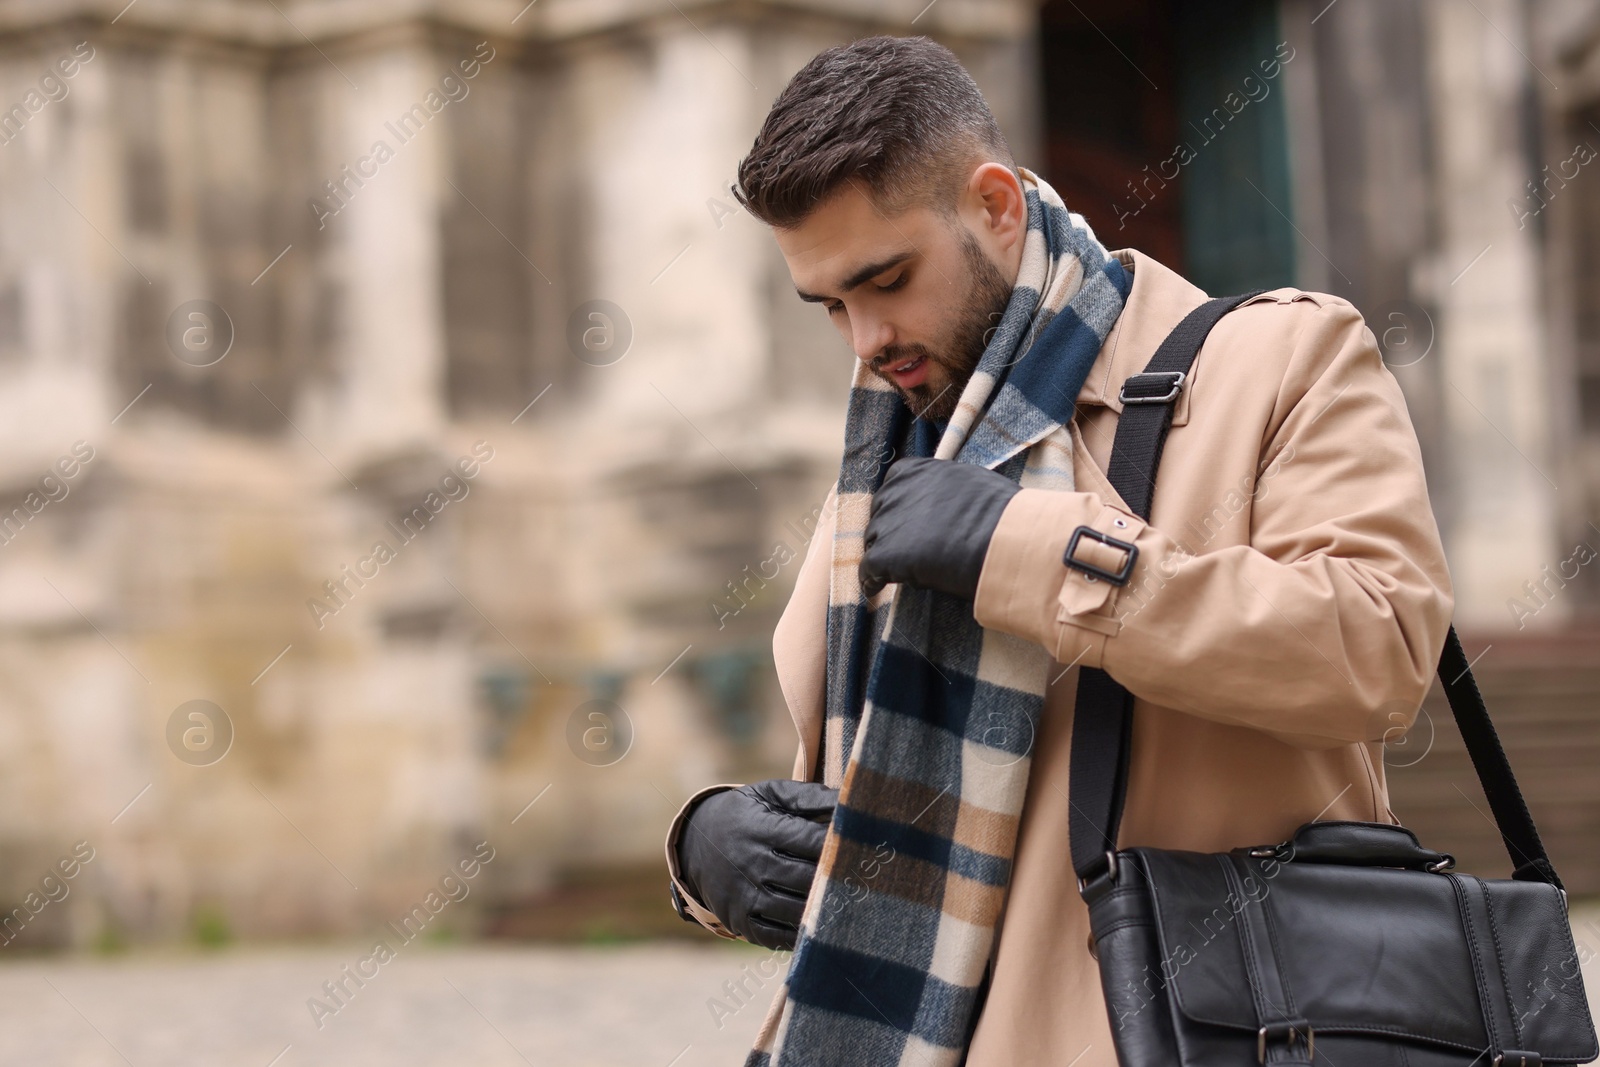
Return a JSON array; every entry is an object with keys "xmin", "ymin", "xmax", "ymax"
[
  {"xmin": 1227, "ymin": 286, "xmax": 1361, "ymax": 327},
  {"xmin": 1205, "ymin": 286, "xmax": 1374, "ymax": 379},
  {"xmin": 1200, "ymin": 287, "xmax": 1399, "ymax": 451}
]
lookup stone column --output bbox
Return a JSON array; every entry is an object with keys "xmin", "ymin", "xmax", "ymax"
[
  {"xmin": 302, "ymin": 41, "xmax": 450, "ymax": 460},
  {"xmin": 1424, "ymin": 0, "xmax": 1564, "ymax": 630}
]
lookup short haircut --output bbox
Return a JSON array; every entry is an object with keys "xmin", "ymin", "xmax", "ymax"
[{"xmin": 734, "ymin": 34, "xmax": 1016, "ymax": 230}]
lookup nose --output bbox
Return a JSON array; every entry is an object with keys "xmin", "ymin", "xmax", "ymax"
[{"xmin": 850, "ymin": 312, "xmax": 894, "ymax": 365}]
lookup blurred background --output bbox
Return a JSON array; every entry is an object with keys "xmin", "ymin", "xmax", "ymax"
[{"xmin": 0, "ymin": 0, "xmax": 1599, "ymax": 1063}]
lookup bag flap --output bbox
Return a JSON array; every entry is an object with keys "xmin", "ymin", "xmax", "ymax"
[
  {"xmin": 1480, "ymin": 874, "xmax": 1599, "ymax": 1059},
  {"xmin": 1131, "ymin": 849, "xmax": 1598, "ymax": 1061}
]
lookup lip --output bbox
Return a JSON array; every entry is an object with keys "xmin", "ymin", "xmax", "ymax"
[{"xmin": 883, "ymin": 354, "xmax": 929, "ymax": 389}]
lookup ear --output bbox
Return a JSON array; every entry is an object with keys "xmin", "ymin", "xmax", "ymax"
[{"xmin": 966, "ymin": 162, "xmax": 1027, "ymax": 251}]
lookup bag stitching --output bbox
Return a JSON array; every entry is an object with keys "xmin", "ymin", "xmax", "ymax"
[
  {"xmin": 1477, "ymin": 875, "xmax": 1522, "ymax": 1049},
  {"xmin": 1094, "ymin": 917, "xmax": 1156, "ymax": 939},
  {"xmin": 1451, "ymin": 873, "xmax": 1500, "ymax": 1053},
  {"xmin": 1296, "ymin": 820, "xmax": 1423, "ymax": 847},
  {"xmin": 1257, "ymin": 876, "xmax": 1301, "ymax": 1020},
  {"xmin": 1218, "ymin": 855, "xmax": 1274, "ymax": 1025}
]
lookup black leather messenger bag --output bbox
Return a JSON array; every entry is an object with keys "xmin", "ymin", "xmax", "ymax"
[{"xmin": 1068, "ymin": 293, "xmax": 1600, "ymax": 1066}]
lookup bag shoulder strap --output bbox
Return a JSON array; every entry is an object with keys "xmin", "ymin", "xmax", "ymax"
[
  {"xmin": 1066, "ymin": 293, "xmax": 1564, "ymax": 891},
  {"xmin": 1436, "ymin": 629, "xmax": 1561, "ymax": 886}
]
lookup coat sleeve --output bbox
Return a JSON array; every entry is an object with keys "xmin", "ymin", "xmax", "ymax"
[
  {"xmin": 971, "ymin": 299, "xmax": 1455, "ymax": 749},
  {"xmin": 772, "ymin": 481, "xmax": 839, "ymax": 784},
  {"xmin": 663, "ymin": 783, "xmax": 742, "ymax": 940},
  {"xmin": 660, "ymin": 483, "xmax": 841, "ymax": 940}
]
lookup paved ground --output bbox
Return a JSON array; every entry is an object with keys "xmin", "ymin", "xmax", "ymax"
[
  {"xmin": 7, "ymin": 900, "xmax": 1600, "ymax": 1066},
  {"xmin": 4, "ymin": 939, "xmax": 783, "ymax": 1067}
]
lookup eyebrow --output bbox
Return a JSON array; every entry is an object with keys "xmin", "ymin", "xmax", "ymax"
[{"xmin": 794, "ymin": 249, "xmax": 916, "ymax": 303}]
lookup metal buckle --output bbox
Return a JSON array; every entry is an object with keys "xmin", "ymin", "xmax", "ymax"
[
  {"xmin": 1075, "ymin": 850, "xmax": 1119, "ymax": 894},
  {"xmin": 1119, "ymin": 370, "xmax": 1186, "ymax": 405},
  {"xmin": 1257, "ymin": 1023, "xmax": 1313, "ymax": 1064},
  {"xmin": 1248, "ymin": 840, "xmax": 1295, "ymax": 864},
  {"xmin": 1425, "ymin": 853, "xmax": 1456, "ymax": 873},
  {"xmin": 1493, "ymin": 1054, "xmax": 1543, "ymax": 1067},
  {"xmin": 1063, "ymin": 526, "xmax": 1138, "ymax": 586}
]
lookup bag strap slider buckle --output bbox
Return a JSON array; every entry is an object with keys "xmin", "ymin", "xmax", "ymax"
[{"xmin": 1119, "ymin": 370, "xmax": 1186, "ymax": 405}]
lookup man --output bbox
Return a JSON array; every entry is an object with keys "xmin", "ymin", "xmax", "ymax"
[{"xmin": 663, "ymin": 34, "xmax": 1453, "ymax": 1067}]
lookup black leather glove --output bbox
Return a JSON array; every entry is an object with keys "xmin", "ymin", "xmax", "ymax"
[
  {"xmin": 676, "ymin": 778, "xmax": 839, "ymax": 950},
  {"xmin": 859, "ymin": 456, "xmax": 1021, "ymax": 600}
]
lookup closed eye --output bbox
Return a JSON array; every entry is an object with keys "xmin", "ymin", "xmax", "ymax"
[{"xmin": 825, "ymin": 272, "xmax": 909, "ymax": 315}]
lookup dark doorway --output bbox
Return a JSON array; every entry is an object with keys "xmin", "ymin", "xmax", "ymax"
[
  {"xmin": 1038, "ymin": 0, "xmax": 1183, "ymax": 269},
  {"xmin": 1038, "ymin": 0, "xmax": 1297, "ymax": 295}
]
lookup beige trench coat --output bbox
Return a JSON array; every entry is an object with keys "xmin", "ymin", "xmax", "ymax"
[{"xmin": 664, "ymin": 247, "xmax": 1455, "ymax": 1066}]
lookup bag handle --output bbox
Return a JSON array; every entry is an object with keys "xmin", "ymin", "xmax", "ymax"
[{"xmin": 1066, "ymin": 293, "xmax": 1564, "ymax": 892}]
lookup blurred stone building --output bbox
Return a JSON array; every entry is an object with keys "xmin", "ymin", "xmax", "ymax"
[{"xmin": 0, "ymin": 0, "xmax": 1596, "ymax": 949}]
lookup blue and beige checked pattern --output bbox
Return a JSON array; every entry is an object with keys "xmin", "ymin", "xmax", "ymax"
[{"xmin": 746, "ymin": 169, "xmax": 1131, "ymax": 1066}]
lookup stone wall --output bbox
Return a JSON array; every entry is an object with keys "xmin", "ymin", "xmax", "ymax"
[{"xmin": 0, "ymin": 0, "xmax": 1040, "ymax": 945}]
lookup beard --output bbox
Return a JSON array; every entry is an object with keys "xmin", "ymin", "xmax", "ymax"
[{"xmin": 871, "ymin": 227, "xmax": 1015, "ymax": 424}]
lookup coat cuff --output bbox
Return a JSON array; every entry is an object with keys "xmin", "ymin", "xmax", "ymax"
[
  {"xmin": 663, "ymin": 782, "xmax": 743, "ymax": 940},
  {"xmin": 972, "ymin": 487, "xmax": 1146, "ymax": 668}
]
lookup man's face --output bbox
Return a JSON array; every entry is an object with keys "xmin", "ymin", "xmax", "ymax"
[{"xmin": 775, "ymin": 180, "xmax": 1017, "ymax": 424}]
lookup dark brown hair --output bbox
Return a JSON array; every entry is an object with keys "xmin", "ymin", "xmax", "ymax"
[{"xmin": 734, "ymin": 35, "xmax": 1015, "ymax": 229}]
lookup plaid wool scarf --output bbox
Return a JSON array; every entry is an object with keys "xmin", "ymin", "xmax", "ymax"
[{"xmin": 746, "ymin": 167, "xmax": 1132, "ymax": 1066}]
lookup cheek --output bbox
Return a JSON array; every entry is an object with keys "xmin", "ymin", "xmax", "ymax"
[{"xmin": 926, "ymin": 362, "xmax": 958, "ymax": 396}]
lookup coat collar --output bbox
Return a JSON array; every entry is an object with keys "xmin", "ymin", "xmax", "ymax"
[{"xmin": 1076, "ymin": 248, "xmax": 1213, "ymax": 427}]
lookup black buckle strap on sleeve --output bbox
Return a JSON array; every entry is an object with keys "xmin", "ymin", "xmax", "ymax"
[
  {"xmin": 668, "ymin": 879, "xmax": 699, "ymax": 923},
  {"xmin": 1063, "ymin": 526, "xmax": 1138, "ymax": 585},
  {"xmin": 1066, "ymin": 290, "xmax": 1564, "ymax": 892}
]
